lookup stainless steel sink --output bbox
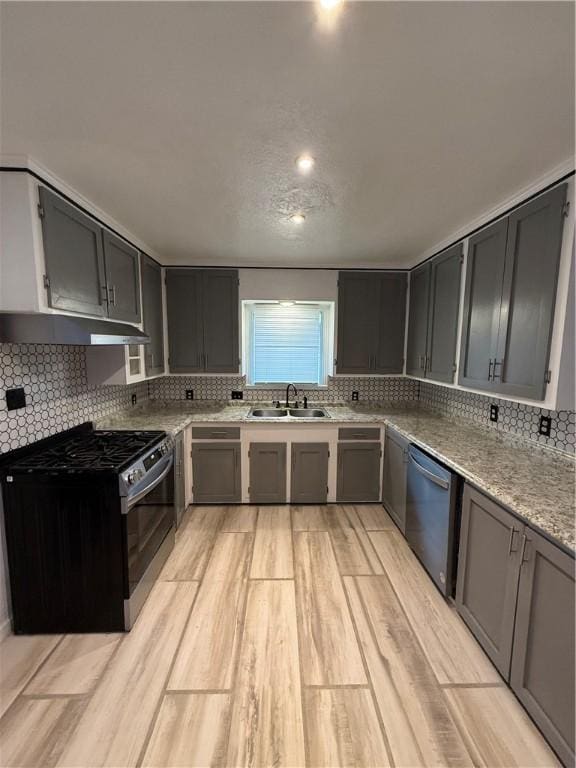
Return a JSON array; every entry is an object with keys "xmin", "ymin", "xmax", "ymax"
[
  {"xmin": 288, "ymin": 409, "xmax": 328, "ymax": 418},
  {"xmin": 250, "ymin": 408, "xmax": 288, "ymax": 417}
]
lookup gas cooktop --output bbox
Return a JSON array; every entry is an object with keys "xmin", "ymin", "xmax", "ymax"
[{"xmin": 7, "ymin": 428, "xmax": 166, "ymax": 473}]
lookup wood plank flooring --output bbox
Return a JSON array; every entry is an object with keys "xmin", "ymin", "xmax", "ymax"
[{"xmin": 0, "ymin": 505, "xmax": 559, "ymax": 768}]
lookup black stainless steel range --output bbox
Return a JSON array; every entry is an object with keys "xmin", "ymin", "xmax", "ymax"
[{"xmin": 0, "ymin": 423, "xmax": 175, "ymax": 633}]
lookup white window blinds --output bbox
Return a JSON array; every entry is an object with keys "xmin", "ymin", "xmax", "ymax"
[{"xmin": 248, "ymin": 303, "xmax": 325, "ymax": 384}]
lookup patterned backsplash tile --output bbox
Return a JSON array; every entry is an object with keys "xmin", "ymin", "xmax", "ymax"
[
  {"xmin": 0, "ymin": 344, "xmax": 148, "ymax": 453},
  {"xmin": 419, "ymin": 382, "xmax": 575, "ymax": 455},
  {"xmin": 0, "ymin": 343, "xmax": 573, "ymax": 456},
  {"xmin": 147, "ymin": 375, "xmax": 420, "ymax": 404}
]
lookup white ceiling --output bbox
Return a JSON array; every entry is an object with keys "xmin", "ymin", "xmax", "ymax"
[{"xmin": 1, "ymin": 1, "xmax": 574, "ymax": 268}]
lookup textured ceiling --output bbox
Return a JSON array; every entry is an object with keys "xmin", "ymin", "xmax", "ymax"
[{"xmin": 1, "ymin": 1, "xmax": 574, "ymax": 267}]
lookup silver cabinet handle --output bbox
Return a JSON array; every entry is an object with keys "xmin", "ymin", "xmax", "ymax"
[
  {"xmin": 492, "ymin": 359, "xmax": 503, "ymax": 380},
  {"xmin": 508, "ymin": 526, "xmax": 519, "ymax": 555},
  {"xmin": 108, "ymin": 285, "xmax": 116, "ymax": 306},
  {"xmin": 419, "ymin": 355, "xmax": 425, "ymax": 371},
  {"xmin": 408, "ymin": 453, "xmax": 449, "ymax": 489},
  {"xmin": 102, "ymin": 285, "xmax": 109, "ymax": 303},
  {"xmin": 488, "ymin": 359, "xmax": 494, "ymax": 380},
  {"xmin": 520, "ymin": 534, "xmax": 531, "ymax": 563}
]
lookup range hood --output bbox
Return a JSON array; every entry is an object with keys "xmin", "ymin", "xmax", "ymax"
[{"xmin": 0, "ymin": 313, "xmax": 150, "ymax": 346}]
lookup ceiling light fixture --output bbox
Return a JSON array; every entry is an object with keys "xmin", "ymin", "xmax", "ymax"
[
  {"xmin": 320, "ymin": 0, "xmax": 342, "ymax": 9},
  {"xmin": 296, "ymin": 154, "xmax": 315, "ymax": 174},
  {"xmin": 280, "ymin": 301, "xmax": 295, "ymax": 307},
  {"xmin": 289, "ymin": 212, "xmax": 306, "ymax": 224}
]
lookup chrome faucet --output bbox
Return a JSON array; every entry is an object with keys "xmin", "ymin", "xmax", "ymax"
[{"xmin": 285, "ymin": 383, "xmax": 298, "ymax": 409}]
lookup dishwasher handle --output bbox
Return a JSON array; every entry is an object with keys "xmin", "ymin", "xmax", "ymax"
[{"xmin": 408, "ymin": 452, "xmax": 450, "ymax": 490}]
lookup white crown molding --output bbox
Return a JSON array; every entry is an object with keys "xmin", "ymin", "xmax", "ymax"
[
  {"xmin": 0, "ymin": 153, "xmax": 164, "ymax": 263},
  {"xmin": 409, "ymin": 157, "xmax": 575, "ymax": 268}
]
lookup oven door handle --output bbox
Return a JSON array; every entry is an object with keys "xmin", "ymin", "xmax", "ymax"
[
  {"xmin": 124, "ymin": 455, "xmax": 174, "ymax": 512},
  {"xmin": 408, "ymin": 453, "xmax": 450, "ymax": 490}
]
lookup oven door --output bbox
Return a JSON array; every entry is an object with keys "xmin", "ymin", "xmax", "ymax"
[{"xmin": 123, "ymin": 452, "xmax": 175, "ymax": 599}]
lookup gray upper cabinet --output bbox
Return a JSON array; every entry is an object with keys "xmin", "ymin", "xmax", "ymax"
[
  {"xmin": 336, "ymin": 442, "xmax": 381, "ymax": 502},
  {"xmin": 337, "ymin": 271, "xmax": 406, "ymax": 374},
  {"xmin": 102, "ymin": 231, "xmax": 141, "ymax": 324},
  {"xmin": 249, "ymin": 443, "xmax": 287, "ymax": 504},
  {"xmin": 459, "ymin": 185, "xmax": 567, "ymax": 399},
  {"xmin": 166, "ymin": 269, "xmax": 204, "ymax": 373},
  {"xmin": 192, "ymin": 442, "xmax": 241, "ymax": 503},
  {"xmin": 141, "ymin": 255, "xmax": 165, "ymax": 377},
  {"xmin": 39, "ymin": 187, "xmax": 108, "ymax": 317},
  {"xmin": 406, "ymin": 264, "xmax": 430, "ymax": 377},
  {"xmin": 291, "ymin": 443, "xmax": 329, "ymax": 504},
  {"xmin": 202, "ymin": 270, "xmax": 239, "ymax": 373},
  {"xmin": 511, "ymin": 528, "xmax": 575, "ymax": 767},
  {"xmin": 494, "ymin": 185, "xmax": 567, "ymax": 400},
  {"xmin": 456, "ymin": 485, "xmax": 522, "ymax": 678},
  {"xmin": 166, "ymin": 268, "xmax": 239, "ymax": 373},
  {"xmin": 406, "ymin": 245, "xmax": 462, "ymax": 382},
  {"xmin": 381, "ymin": 427, "xmax": 408, "ymax": 532},
  {"xmin": 426, "ymin": 245, "xmax": 463, "ymax": 383}
]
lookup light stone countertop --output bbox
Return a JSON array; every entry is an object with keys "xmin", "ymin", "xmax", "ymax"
[{"xmin": 96, "ymin": 400, "xmax": 576, "ymax": 553}]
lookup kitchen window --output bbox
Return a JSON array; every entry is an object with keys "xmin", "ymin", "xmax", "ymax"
[{"xmin": 243, "ymin": 301, "xmax": 334, "ymax": 386}]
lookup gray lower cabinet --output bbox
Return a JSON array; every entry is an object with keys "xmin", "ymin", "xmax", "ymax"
[
  {"xmin": 166, "ymin": 268, "xmax": 239, "ymax": 373},
  {"xmin": 456, "ymin": 483, "xmax": 575, "ymax": 766},
  {"xmin": 173, "ymin": 433, "xmax": 186, "ymax": 528},
  {"xmin": 291, "ymin": 443, "xmax": 329, "ymax": 504},
  {"xmin": 406, "ymin": 244, "xmax": 462, "ymax": 382},
  {"xmin": 459, "ymin": 184, "xmax": 567, "ymax": 400},
  {"xmin": 249, "ymin": 443, "xmax": 286, "ymax": 504},
  {"xmin": 191, "ymin": 442, "xmax": 241, "ymax": 503},
  {"xmin": 141, "ymin": 255, "xmax": 165, "ymax": 377},
  {"xmin": 510, "ymin": 528, "xmax": 575, "ymax": 767},
  {"xmin": 381, "ymin": 428, "xmax": 408, "ymax": 532},
  {"xmin": 336, "ymin": 442, "xmax": 381, "ymax": 502},
  {"xmin": 336, "ymin": 271, "xmax": 406, "ymax": 374},
  {"xmin": 102, "ymin": 231, "xmax": 141, "ymax": 324},
  {"xmin": 39, "ymin": 186, "xmax": 108, "ymax": 317},
  {"xmin": 456, "ymin": 485, "xmax": 523, "ymax": 677}
]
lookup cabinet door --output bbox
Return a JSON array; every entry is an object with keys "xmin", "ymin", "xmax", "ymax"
[
  {"xmin": 39, "ymin": 187, "xmax": 107, "ymax": 317},
  {"xmin": 166, "ymin": 269, "xmax": 204, "ymax": 373},
  {"xmin": 174, "ymin": 433, "xmax": 186, "ymax": 528},
  {"xmin": 336, "ymin": 442, "xmax": 381, "ymax": 502},
  {"xmin": 511, "ymin": 529, "xmax": 575, "ymax": 766},
  {"xmin": 406, "ymin": 264, "xmax": 430, "ymax": 376},
  {"xmin": 426, "ymin": 245, "xmax": 462, "ymax": 383},
  {"xmin": 291, "ymin": 443, "xmax": 329, "ymax": 504},
  {"xmin": 374, "ymin": 273, "xmax": 407, "ymax": 374},
  {"xmin": 495, "ymin": 185, "xmax": 567, "ymax": 400},
  {"xmin": 192, "ymin": 443, "xmax": 241, "ymax": 503},
  {"xmin": 381, "ymin": 429, "xmax": 408, "ymax": 532},
  {"xmin": 336, "ymin": 273, "xmax": 379, "ymax": 374},
  {"xmin": 202, "ymin": 270, "xmax": 239, "ymax": 373},
  {"xmin": 459, "ymin": 219, "xmax": 508, "ymax": 391},
  {"xmin": 102, "ymin": 231, "xmax": 141, "ymax": 324},
  {"xmin": 249, "ymin": 443, "xmax": 286, "ymax": 504},
  {"xmin": 141, "ymin": 255, "xmax": 165, "ymax": 377},
  {"xmin": 456, "ymin": 485, "xmax": 523, "ymax": 678}
]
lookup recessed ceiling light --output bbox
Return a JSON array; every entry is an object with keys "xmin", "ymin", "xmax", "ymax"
[
  {"xmin": 280, "ymin": 301, "xmax": 295, "ymax": 307},
  {"xmin": 296, "ymin": 154, "xmax": 315, "ymax": 174},
  {"xmin": 290, "ymin": 212, "xmax": 306, "ymax": 224},
  {"xmin": 320, "ymin": 0, "xmax": 342, "ymax": 9}
]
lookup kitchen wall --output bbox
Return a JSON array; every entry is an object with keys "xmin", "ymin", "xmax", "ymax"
[
  {"xmin": 420, "ymin": 381, "xmax": 576, "ymax": 455},
  {"xmin": 148, "ymin": 374, "xmax": 420, "ymax": 403}
]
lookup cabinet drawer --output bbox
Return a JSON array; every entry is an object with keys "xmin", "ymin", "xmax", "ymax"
[
  {"xmin": 338, "ymin": 427, "xmax": 380, "ymax": 440},
  {"xmin": 191, "ymin": 426, "xmax": 240, "ymax": 440}
]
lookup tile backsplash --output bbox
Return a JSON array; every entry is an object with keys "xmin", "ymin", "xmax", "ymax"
[
  {"xmin": 0, "ymin": 344, "xmax": 148, "ymax": 453},
  {"xmin": 147, "ymin": 375, "xmax": 420, "ymax": 404},
  {"xmin": 420, "ymin": 382, "xmax": 575, "ymax": 455},
  {"xmin": 0, "ymin": 344, "xmax": 573, "ymax": 456}
]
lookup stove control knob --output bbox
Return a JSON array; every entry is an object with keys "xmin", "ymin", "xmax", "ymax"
[{"xmin": 127, "ymin": 470, "xmax": 139, "ymax": 486}]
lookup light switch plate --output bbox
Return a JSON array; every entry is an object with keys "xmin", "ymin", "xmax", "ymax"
[
  {"xmin": 539, "ymin": 415, "xmax": 552, "ymax": 436},
  {"xmin": 490, "ymin": 404, "xmax": 499, "ymax": 422}
]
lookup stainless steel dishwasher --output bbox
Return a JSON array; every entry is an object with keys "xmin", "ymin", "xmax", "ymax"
[{"xmin": 405, "ymin": 444, "xmax": 461, "ymax": 597}]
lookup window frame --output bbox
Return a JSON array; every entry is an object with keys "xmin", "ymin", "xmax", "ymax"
[{"xmin": 241, "ymin": 300, "xmax": 335, "ymax": 387}]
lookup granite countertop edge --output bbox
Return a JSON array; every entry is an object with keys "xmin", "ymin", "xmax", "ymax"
[{"xmin": 96, "ymin": 400, "xmax": 576, "ymax": 553}]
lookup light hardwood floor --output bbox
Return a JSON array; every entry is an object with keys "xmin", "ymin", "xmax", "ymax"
[{"xmin": 0, "ymin": 504, "xmax": 560, "ymax": 768}]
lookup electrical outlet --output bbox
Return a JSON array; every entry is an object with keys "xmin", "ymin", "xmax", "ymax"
[
  {"xmin": 131, "ymin": 393, "xmax": 137, "ymax": 406},
  {"xmin": 231, "ymin": 390, "xmax": 243, "ymax": 400},
  {"xmin": 6, "ymin": 387, "xmax": 26, "ymax": 411},
  {"xmin": 351, "ymin": 391, "xmax": 359, "ymax": 401},
  {"xmin": 490, "ymin": 404, "xmax": 499, "ymax": 422},
  {"xmin": 539, "ymin": 415, "xmax": 552, "ymax": 436},
  {"xmin": 185, "ymin": 389, "xmax": 194, "ymax": 400}
]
